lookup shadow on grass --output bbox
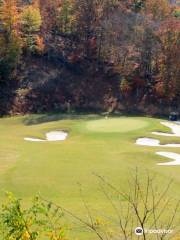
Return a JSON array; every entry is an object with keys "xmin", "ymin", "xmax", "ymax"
[
  {"xmin": 23, "ymin": 112, "xmax": 102, "ymax": 125},
  {"xmin": 22, "ymin": 111, "xmax": 169, "ymax": 126}
]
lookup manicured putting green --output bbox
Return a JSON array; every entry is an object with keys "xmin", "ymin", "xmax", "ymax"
[{"xmin": 86, "ymin": 118, "xmax": 148, "ymax": 133}]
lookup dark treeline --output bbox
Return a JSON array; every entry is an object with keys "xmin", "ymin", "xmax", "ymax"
[{"xmin": 0, "ymin": 0, "xmax": 179, "ymax": 115}]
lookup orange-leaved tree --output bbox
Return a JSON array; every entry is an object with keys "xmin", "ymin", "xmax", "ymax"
[{"xmin": 0, "ymin": 0, "xmax": 21, "ymax": 79}]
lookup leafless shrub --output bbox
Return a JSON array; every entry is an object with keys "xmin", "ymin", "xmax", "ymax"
[{"xmin": 41, "ymin": 170, "xmax": 180, "ymax": 240}]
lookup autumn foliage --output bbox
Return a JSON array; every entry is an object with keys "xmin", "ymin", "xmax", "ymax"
[{"xmin": 0, "ymin": 0, "xmax": 179, "ymax": 115}]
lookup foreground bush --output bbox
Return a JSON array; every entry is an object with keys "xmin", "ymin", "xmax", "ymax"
[
  {"xmin": 0, "ymin": 172, "xmax": 179, "ymax": 240},
  {"xmin": 0, "ymin": 193, "xmax": 67, "ymax": 240}
]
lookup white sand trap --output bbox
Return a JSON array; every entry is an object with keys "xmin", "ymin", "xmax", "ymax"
[
  {"xmin": 152, "ymin": 122, "xmax": 180, "ymax": 137},
  {"xmin": 136, "ymin": 138, "xmax": 160, "ymax": 146},
  {"xmin": 136, "ymin": 138, "xmax": 180, "ymax": 147},
  {"xmin": 156, "ymin": 152, "xmax": 180, "ymax": 166},
  {"xmin": 46, "ymin": 131, "xmax": 68, "ymax": 141},
  {"xmin": 24, "ymin": 131, "xmax": 68, "ymax": 142},
  {"xmin": 136, "ymin": 121, "xmax": 180, "ymax": 166},
  {"xmin": 24, "ymin": 137, "xmax": 45, "ymax": 142}
]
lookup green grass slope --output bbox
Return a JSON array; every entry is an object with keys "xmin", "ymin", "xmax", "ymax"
[{"xmin": 0, "ymin": 114, "xmax": 179, "ymax": 239}]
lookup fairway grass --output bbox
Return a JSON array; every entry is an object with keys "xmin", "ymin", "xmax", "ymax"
[{"xmin": 0, "ymin": 114, "xmax": 179, "ymax": 239}]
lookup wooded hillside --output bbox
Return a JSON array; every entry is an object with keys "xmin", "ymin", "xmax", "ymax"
[{"xmin": 0, "ymin": 0, "xmax": 179, "ymax": 115}]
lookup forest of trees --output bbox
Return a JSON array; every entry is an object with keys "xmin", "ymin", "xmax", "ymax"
[{"xmin": 0, "ymin": 0, "xmax": 179, "ymax": 115}]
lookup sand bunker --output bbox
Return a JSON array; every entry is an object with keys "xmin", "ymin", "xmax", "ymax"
[
  {"xmin": 46, "ymin": 131, "xmax": 68, "ymax": 141},
  {"xmin": 136, "ymin": 138, "xmax": 180, "ymax": 147},
  {"xmin": 136, "ymin": 121, "xmax": 180, "ymax": 166},
  {"xmin": 156, "ymin": 152, "xmax": 180, "ymax": 166},
  {"xmin": 152, "ymin": 122, "xmax": 180, "ymax": 137},
  {"xmin": 24, "ymin": 131, "xmax": 68, "ymax": 142},
  {"xmin": 136, "ymin": 138, "xmax": 160, "ymax": 146},
  {"xmin": 24, "ymin": 137, "xmax": 45, "ymax": 142}
]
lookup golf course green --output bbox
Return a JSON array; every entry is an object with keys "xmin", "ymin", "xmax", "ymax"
[
  {"xmin": 86, "ymin": 118, "xmax": 148, "ymax": 132},
  {"xmin": 0, "ymin": 114, "xmax": 180, "ymax": 239}
]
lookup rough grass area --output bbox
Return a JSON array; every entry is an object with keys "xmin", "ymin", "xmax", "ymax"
[{"xmin": 0, "ymin": 114, "xmax": 179, "ymax": 239}]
